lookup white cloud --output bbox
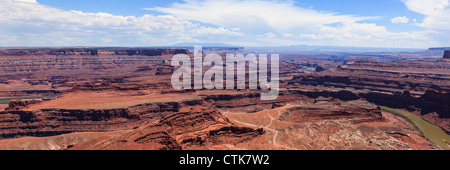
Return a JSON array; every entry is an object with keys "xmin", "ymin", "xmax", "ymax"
[
  {"xmin": 283, "ymin": 33, "xmax": 294, "ymax": 38},
  {"xmin": 317, "ymin": 22, "xmax": 432, "ymax": 46},
  {"xmin": 263, "ymin": 32, "xmax": 277, "ymax": 38},
  {"xmin": 151, "ymin": 0, "xmax": 374, "ymax": 33},
  {"xmin": 298, "ymin": 34, "xmax": 317, "ymax": 39},
  {"xmin": 190, "ymin": 26, "xmax": 243, "ymax": 36},
  {"xmin": 0, "ymin": 0, "xmax": 242, "ymax": 46},
  {"xmin": 151, "ymin": 0, "xmax": 437, "ymax": 48},
  {"xmin": 403, "ymin": 0, "xmax": 450, "ymax": 29},
  {"xmin": 402, "ymin": 0, "xmax": 450, "ymax": 46},
  {"xmin": 0, "ymin": 0, "xmax": 445, "ymax": 48},
  {"xmin": 12, "ymin": 0, "xmax": 36, "ymax": 3},
  {"xmin": 280, "ymin": 22, "xmax": 434, "ymax": 48},
  {"xmin": 230, "ymin": 28, "xmax": 241, "ymax": 31},
  {"xmin": 391, "ymin": 16, "xmax": 410, "ymax": 24}
]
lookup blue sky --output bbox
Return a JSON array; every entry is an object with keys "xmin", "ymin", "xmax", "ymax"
[
  {"xmin": 1, "ymin": 0, "xmax": 449, "ymax": 48},
  {"xmin": 38, "ymin": 0, "xmax": 424, "ymax": 32}
]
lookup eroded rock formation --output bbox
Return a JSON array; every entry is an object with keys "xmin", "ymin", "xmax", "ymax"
[
  {"xmin": 6, "ymin": 99, "xmax": 42, "ymax": 111},
  {"xmin": 279, "ymin": 99, "xmax": 382, "ymax": 124},
  {"xmin": 68, "ymin": 106, "xmax": 265, "ymax": 150}
]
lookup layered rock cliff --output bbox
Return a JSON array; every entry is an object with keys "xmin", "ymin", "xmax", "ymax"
[
  {"xmin": 0, "ymin": 100, "xmax": 201, "ymax": 139},
  {"xmin": 444, "ymin": 50, "xmax": 450, "ymax": 59}
]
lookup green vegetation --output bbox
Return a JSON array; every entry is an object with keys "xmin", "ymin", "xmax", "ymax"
[
  {"xmin": 381, "ymin": 106, "xmax": 450, "ymax": 150},
  {"xmin": 0, "ymin": 96, "xmax": 56, "ymax": 104}
]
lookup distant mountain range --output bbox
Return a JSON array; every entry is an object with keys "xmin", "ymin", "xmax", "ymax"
[
  {"xmin": 169, "ymin": 43, "xmax": 241, "ymax": 47},
  {"xmin": 245, "ymin": 45, "xmax": 425, "ymax": 53},
  {"xmin": 1, "ymin": 44, "xmax": 441, "ymax": 53},
  {"xmin": 428, "ymin": 47, "xmax": 450, "ymax": 51},
  {"xmin": 168, "ymin": 43, "xmax": 427, "ymax": 51}
]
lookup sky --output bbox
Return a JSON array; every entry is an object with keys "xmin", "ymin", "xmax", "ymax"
[{"xmin": 0, "ymin": 0, "xmax": 449, "ymax": 48}]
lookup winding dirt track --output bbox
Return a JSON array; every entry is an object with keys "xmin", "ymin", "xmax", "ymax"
[{"xmin": 224, "ymin": 104, "xmax": 299, "ymax": 150}]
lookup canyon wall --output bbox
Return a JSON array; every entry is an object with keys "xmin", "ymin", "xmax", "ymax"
[
  {"xmin": 68, "ymin": 106, "xmax": 265, "ymax": 150},
  {"xmin": 0, "ymin": 48, "xmax": 189, "ymax": 56},
  {"xmin": 0, "ymin": 100, "xmax": 202, "ymax": 139}
]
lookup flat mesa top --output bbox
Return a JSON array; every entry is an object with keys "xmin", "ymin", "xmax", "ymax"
[{"xmin": 24, "ymin": 92, "xmax": 202, "ymax": 110}]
